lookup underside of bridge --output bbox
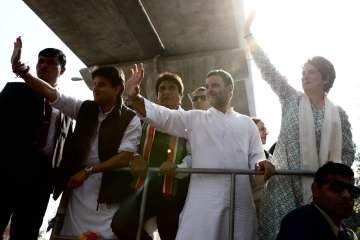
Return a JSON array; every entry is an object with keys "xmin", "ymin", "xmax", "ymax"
[{"xmin": 23, "ymin": 0, "xmax": 255, "ymax": 114}]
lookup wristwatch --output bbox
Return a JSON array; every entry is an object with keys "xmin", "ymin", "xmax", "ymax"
[{"xmin": 84, "ymin": 165, "xmax": 95, "ymax": 175}]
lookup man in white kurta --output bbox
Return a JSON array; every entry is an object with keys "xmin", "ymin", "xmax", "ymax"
[
  {"xmin": 126, "ymin": 65, "xmax": 271, "ymax": 240},
  {"xmin": 52, "ymin": 92, "xmax": 141, "ymax": 238}
]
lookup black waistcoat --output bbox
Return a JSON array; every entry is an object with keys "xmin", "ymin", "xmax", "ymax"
[{"xmin": 54, "ymin": 100, "xmax": 135, "ymax": 203}]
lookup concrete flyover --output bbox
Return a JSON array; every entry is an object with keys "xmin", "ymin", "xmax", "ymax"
[{"xmin": 23, "ymin": 0, "xmax": 256, "ymax": 114}]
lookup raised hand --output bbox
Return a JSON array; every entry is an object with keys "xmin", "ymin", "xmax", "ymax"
[
  {"xmin": 11, "ymin": 36, "xmax": 30, "ymax": 77},
  {"xmin": 11, "ymin": 36, "xmax": 22, "ymax": 64},
  {"xmin": 125, "ymin": 63, "xmax": 144, "ymax": 99},
  {"xmin": 244, "ymin": 11, "xmax": 256, "ymax": 37}
]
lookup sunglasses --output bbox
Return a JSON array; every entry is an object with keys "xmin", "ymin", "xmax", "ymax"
[
  {"xmin": 328, "ymin": 180, "xmax": 360, "ymax": 199},
  {"xmin": 192, "ymin": 95, "xmax": 207, "ymax": 102}
]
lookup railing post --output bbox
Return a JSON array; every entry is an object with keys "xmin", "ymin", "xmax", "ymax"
[
  {"xmin": 49, "ymin": 191, "xmax": 70, "ymax": 240},
  {"xmin": 228, "ymin": 173, "xmax": 236, "ymax": 240},
  {"xmin": 136, "ymin": 175, "xmax": 150, "ymax": 240}
]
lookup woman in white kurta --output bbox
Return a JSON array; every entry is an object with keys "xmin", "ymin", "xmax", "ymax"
[{"xmin": 244, "ymin": 14, "xmax": 355, "ymax": 240}]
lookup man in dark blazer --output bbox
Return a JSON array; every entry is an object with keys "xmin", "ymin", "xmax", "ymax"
[
  {"xmin": 276, "ymin": 162, "xmax": 359, "ymax": 240},
  {"xmin": 0, "ymin": 41, "xmax": 72, "ymax": 240}
]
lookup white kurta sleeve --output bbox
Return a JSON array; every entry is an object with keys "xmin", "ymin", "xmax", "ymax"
[
  {"xmin": 177, "ymin": 141, "xmax": 192, "ymax": 169},
  {"xmin": 248, "ymin": 121, "xmax": 266, "ymax": 169},
  {"xmin": 144, "ymin": 99, "xmax": 190, "ymax": 139},
  {"xmin": 177, "ymin": 155, "xmax": 192, "ymax": 169},
  {"xmin": 117, "ymin": 115, "xmax": 141, "ymax": 153},
  {"xmin": 50, "ymin": 90, "xmax": 83, "ymax": 119},
  {"xmin": 176, "ymin": 154, "xmax": 192, "ymax": 179}
]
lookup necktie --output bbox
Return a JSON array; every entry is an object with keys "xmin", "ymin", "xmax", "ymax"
[
  {"xmin": 338, "ymin": 230, "xmax": 351, "ymax": 240},
  {"xmin": 36, "ymin": 100, "xmax": 52, "ymax": 148}
]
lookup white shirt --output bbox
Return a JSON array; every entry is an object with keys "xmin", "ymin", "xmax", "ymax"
[
  {"xmin": 144, "ymin": 99, "xmax": 265, "ymax": 240},
  {"xmin": 314, "ymin": 203, "xmax": 357, "ymax": 239},
  {"xmin": 42, "ymin": 103, "xmax": 60, "ymax": 157}
]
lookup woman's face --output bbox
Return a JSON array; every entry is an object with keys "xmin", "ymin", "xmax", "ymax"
[
  {"xmin": 302, "ymin": 63, "xmax": 325, "ymax": 93},
  {"xmin": 256, "ymin": 121, "xmax": 268, "ymax": 145}
]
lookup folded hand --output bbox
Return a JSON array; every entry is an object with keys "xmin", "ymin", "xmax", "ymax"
[
  {"xmin": 67, "ymin": 170, "xmax": 88, "ymax": 189},
  {"xmin": 160, "ymin": 161, "xmax": 177, "ymax": 177},
  {"xmin": 130, "ymin": 154, "xmax": 148, "ymax": 177},
  {"xmin": 257, "ymin": 160, "xmax": 275, "ymax": 181}
]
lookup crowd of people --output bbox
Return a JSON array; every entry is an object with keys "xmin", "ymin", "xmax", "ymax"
[{"xmin": 0, "ymin": 11, "xmax": 359, "ymax": 240}]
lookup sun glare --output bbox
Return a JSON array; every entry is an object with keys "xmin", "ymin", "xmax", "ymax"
[{"xmin": 243, "ymin": 0, "xmax": 360, "ymax": 147}]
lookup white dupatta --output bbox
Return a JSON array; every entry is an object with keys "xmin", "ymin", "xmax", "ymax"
[{"xmin": 299, "ymin": 94, "xmax": 342, "ymax": 203}]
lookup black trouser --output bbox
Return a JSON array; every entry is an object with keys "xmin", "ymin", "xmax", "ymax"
[
  {"xmin": 111, "ymin": 176, "xmax": 189, "ymax": 240},
  {"xmin": 0, "ymin": 159, "xmax": 52, "ymax": 240}
]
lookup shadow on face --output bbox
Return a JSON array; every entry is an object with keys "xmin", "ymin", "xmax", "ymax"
[
  {"xmin": 36, "ymin": 56, "xmax": 64, "ymax": 85},
  {"xmin": 312, "ymin": 175, "xmax": 356, "ymax": 220},
  {"xmin": 93, "ymin": 76, "xmax": 121, "ymax": 107}
]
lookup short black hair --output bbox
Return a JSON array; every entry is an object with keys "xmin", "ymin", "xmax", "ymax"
[
  {"xmin": 38, "ymin": 48, "xmax": 66, "ymax": 69},
  {"xmin": 155, "ymin": 72, "xmax": 184, "ymax": 96},
  {"xmin": 314, "ymin": 161, "xmax": 354, "ymax": 186},
  {"xmin": 207, "ymin": 69, "xmax": 234, "ymax": 88},
  {"xmin": 91, "ymin": 66, "xmax": 124, "ymax": 88}
]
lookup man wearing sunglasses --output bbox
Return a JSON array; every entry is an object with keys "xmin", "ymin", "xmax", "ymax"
[
  {"xmin": 276, "ymin": 161, "xmax": 359, "ymax": 240},
  {"xmin": 189, "ymin": 86, "xmax": 210, "ymax": 110}
]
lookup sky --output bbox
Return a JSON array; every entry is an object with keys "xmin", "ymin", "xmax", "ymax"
[
  {"xmin": 0, "ymin": 0, "xmax": 91, "ymax": 100},
  {"xmin": 1, "ymin": 0, "xmax": 359, "ymax": 147},
  {"xmin": 1, "ymin": 0, "xmax": 360, "ymax": 238}
]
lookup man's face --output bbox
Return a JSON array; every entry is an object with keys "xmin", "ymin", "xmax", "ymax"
[
  {"xmin": 313, "ymin": 175, "xmax": 357, "ymax": 220},
  {"xmin": 205, "ymin": 75, "xmax": 232, "ymax": 108},
  {"xmin": 191, "ymin": 90, "xmax": 210, "ymax": 110},
  {"xmin": 157, "ymin": 80, "xmax": 182, "ymax": 109},
  {"xmin": 93, "ymin": 76, "xmax": 121, "ymax": 107},
  {"xmin": 36, "ymin": 56, "xmax": 64, "ymax": 85}
]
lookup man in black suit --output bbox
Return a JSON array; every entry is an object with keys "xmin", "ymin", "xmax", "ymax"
[
  {"xmin": 276, "ymin": 162, "xmax": 359, "ymax": 240},
  {"xmin": 0, "ymin": 38, "xmax": 72, "ymax": 240}
]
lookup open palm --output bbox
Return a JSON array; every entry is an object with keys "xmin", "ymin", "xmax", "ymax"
[
  {"xmin": 125, "ymin": 63, "xmax": 144, "ymax": 98},
  {"xmin": 11, "ymin": 36, "xmax": 30, "ymax": 76},
  {"xmin": 11, "ymin": 36, "xmax": 22, "ymax": 64},
  {"xmin": 244, "ymin": 11, "xmax": 256, "ymax": 36}
]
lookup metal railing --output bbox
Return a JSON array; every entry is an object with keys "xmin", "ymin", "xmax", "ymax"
[{"xmin": 50, "ymin": 167, "xmax": 315, "ymax": 240}]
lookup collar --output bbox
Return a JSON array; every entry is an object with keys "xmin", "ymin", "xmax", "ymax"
[
  {"xmin": 208, "ymin": 106, "xmax": 234, "ymax": 115},
  {"xmin": 177, "ymin": 106, "xmax": 184, "ymax": 112},
  {"xmin": 101, "ymin": 101, "xmax": 123, "ymax": 116},
  {"xmin": 102, "ymin": 105, "xmax": 115, "ymax": 116},
  {"xmin": 313, "ymin": 203, "xmax": 341, "ymax": 236}
]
